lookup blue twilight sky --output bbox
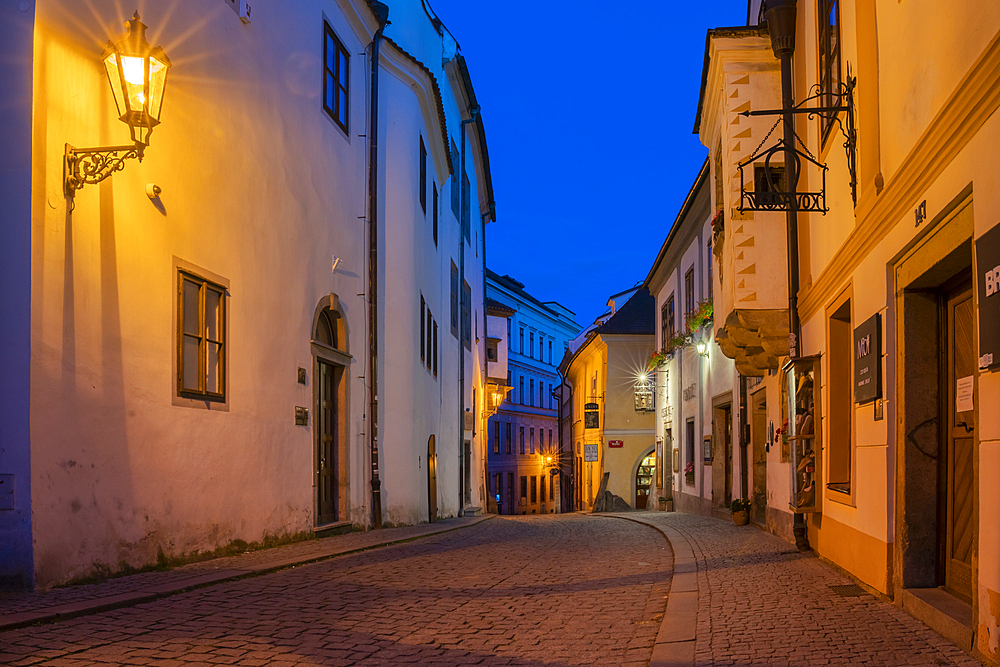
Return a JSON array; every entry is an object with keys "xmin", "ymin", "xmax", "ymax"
[{"xmin": 427, "ymin": 1, "xmax": 749, "ymax": 328}]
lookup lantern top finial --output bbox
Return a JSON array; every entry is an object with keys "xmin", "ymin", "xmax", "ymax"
[{"xmin": 125, "ymin": 11, "xmax": 147, "ymax": 44}]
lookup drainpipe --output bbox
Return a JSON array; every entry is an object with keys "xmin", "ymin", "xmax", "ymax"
[
  {"xmin": 458, "ymin": 107, "xmax": 479, "ymax": 513},
  {"xmin": 765, "ymin": 0, "xmax": 809, "ymax": 552},
  {"xmin": 367, "ymin": 3, "xmax": 389, "ymax": 530},
  {"xmin": 480, "ymin": 207, "xmax": 492, "ymax": 512}
]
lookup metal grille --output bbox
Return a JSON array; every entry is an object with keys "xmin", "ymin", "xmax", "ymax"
[{"xmin": 830, "ymin": 584, "xmax": 867, "ymax": 597}]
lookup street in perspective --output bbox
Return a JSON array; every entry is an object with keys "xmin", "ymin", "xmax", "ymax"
[{"xmin": 2, "ymin": 0, "xmax": 1000, "ymax": 665}]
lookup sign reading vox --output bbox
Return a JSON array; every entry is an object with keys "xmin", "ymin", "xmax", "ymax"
[
  {"xmin": 978, "ymin": 223, "xmax": 1000, "ymax": 370},
  {"xmin": 854, "ymin": 313, "xmax": 881, "ymax": 403}
]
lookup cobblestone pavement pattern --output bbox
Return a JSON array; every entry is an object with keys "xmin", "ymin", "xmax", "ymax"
[
  {"xmin": 1, "ymin": 515, "xmax": 672, "ymax": 666},
  {"xmin": 623, "ymin": 512, "xmax": 982, "ymax": 667}
]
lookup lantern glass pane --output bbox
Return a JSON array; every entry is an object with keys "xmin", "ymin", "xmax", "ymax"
[
  {"xmin": 120, "ymin": 55, "xmax": 147, "ymax": 112},
  {"xmin": 104, "ymin": 52, "xmax": 127, "ymax": 117},
  {"xmin": 147, "ymin": 55, "xmax": 168, "ymax": 120}
]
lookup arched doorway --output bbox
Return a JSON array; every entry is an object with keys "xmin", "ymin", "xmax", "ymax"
[
  {"xmin": 635, "ymin": 450, "xmax": 655, "ymax": 509},
  {"xmin": 312, "ymin": 297, "xmax": 349, "ymax": 527},
  {"xmin": 427, "ymin": 435, "xmax": 438, "ymax": 523}
]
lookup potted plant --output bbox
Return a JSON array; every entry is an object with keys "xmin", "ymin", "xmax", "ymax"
[
  {"xmin": 731, "ymin": 498, "xmax": 751, "ymax": 526},
  {"xmin": 684, "ymin": 462, "xmax": 695, "ymax": 485}
]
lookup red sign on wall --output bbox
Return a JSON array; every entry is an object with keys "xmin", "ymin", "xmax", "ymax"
[{"xmin": 608, "ymin": 440, "xmax": 624, "ymax": 448}]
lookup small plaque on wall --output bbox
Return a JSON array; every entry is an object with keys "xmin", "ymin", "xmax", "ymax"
[
  {"xmin": 703, "ymin": 435, "xmax": 713, "ymax": 462},
  {"xmin": 854, "ymin": 314, "xmax": 881, "ymax": 403}
]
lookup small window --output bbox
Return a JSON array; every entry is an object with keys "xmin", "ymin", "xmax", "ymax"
[
  {"xmin": 529, "ymin": 332, "xmax": 534, "ymax": 359},
  {"xmin": 323, "ymin": 22, "xmax": 349, "ymax": 132},
  {"xmin": 529, "ymin": 379, "xmax": 535, "ymax": 407},
  {"xmin": 432, "ymin": 322, "xmax": 438, "ymax": 377},
  {"xmin": 707, "ymin": 237, "xmax": 714, "ymax": 301},
  {"xmin": 461, "ymin": 169, "xmax": 471, "ymax": 243},
  {"xmin": 539, "ymin": 336, "xmax": 543, "ymax": 360},
  {"xmin": 450, "ymin": 261, "xmax": 459, "ymax": 338},
  {"xmin": 530, "ymin": 476, "xmax": 537, "ymax": 503},
  {"xmin": 450, "ymin": 139, "xmax": 461, "ymax": 219},
  {"xmin": 548, "ymin": 340, "xmax": 553, "ymax": 364},
  {"xmin": 462, "ymin": 280, "xmax": 472, "ymax": 350},
  {"xmin": 818, "ymin": 0, "xmax": 842, "ymax": 143},
  {"xmin": 426, "ymin": 308, "xmax": 433, "ymax": 372},
  {"xmin": 178, "ymin": 271, "xmax": 226, "ymax": 400},
  {"xmin": 540, "ymin": 475, "xmax": 546, "ymax": 503},
  {"xmin": 519, "ymin": 376, "xmax": 524, "ymax": 405},
  {"xmin": 432, "ymin": 183, "xmax": 438, "ymax": 246},
  {"xmin": 685, "ymin": 269, "xmax": 695, "ymax": 317},
  {"xmin": 486, "ymin": 339, "xmax": 498, "ymax": 362},
  {"xmin": 505, "ymin": 423, "xmax": 512, "ymax": 454},
  {"xmin": 315, "ymin": 308, "xmax": 339, "ymax": 349},
  {"xmin": 493, "ymin": 421, "xmax": 500, "ymax": 455},
  {"xmin": 420, "ymin": 295, "xmax": 425, "ymax": 364},
  {"xmin": 530, "ymin": 427, "xmax": 535, "ymax": 454},
  {"xmin": 419, "ymin": 136, "xmax": 427, "ymax": 213},
  {"xmin": 549, "ymin": 472, "xmax": 554, "ymax": 501},
  {"xmin": 520, "ymin": 476, "xmax": 527, "ymax": 500},
  {"xmin": 519, "ymin": 328, "xmax": 524, "ymax": 353},
  {"xmin": 507, "ymin": 319, "xmax": 511, "ymax": 352},
  {"xmin": 519, "ymin": 426, "xmax": 525, "ymax": 455},
  {"xmin": 664, "ymin": 294, "xmax": 676, "ymax": 346}
]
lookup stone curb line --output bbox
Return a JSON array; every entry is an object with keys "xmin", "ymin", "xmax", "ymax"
[
  {"xmin": 0, "ymin": 515, "xmax": 495, "ymax": 633},
  {"xmin": 597, "ymin": 514, "xmax": 699, "ymax": 667}
]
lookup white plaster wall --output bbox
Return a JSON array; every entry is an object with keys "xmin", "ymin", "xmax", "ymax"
[{"xmin": 30, "ymin": 0, "xmax": 375, "ymax": 586}]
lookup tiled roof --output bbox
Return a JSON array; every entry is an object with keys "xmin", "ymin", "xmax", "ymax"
[{"xmin": 595, "ymin": 289, "xmax": 654, "ymax": 335}]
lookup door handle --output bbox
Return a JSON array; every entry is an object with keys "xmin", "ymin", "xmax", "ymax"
[{"xmin": 956, "ymin": 421, "xmax": 973, "ymax": 434}]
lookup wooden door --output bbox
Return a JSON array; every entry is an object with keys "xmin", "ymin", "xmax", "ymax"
[
  {"xmin": 427, "ymin": 436, "xmax": 438, "ymax": 523},
  {"xmin": 317, "ymin": 360, "xmax": 338, "ymax": 525},
  {"xmin": 723, "ymin": 406, "xmax": 733, "ymax": 506},
  {"xmin": 945, "ymin": 286, "xmax": 974, "ymax": 601},
  {"xmin": 752, "ymin": 393, "xmax": 767, "ymax": 524},
  {"xmin": 635, "ymin": 452, "xmax": 655, "ymax": 509}
]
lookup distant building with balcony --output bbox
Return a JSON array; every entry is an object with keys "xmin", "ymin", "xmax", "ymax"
[{"xmin": 486, "ymin": 270, "xmax": 579, "ymax": 514}]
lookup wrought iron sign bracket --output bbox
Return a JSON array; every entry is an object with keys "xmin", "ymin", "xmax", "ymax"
[
  {"xmin": 736, "ymin": 69, "xmax": 858, "ymax": 212},
  {"xmin": 64, "ymin": 142, "xmax": 144, "ymax": 197}
]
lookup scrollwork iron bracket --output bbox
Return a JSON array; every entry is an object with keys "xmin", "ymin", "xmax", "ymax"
[
  {"xmin": 64, "ymin": 143, "xmax": 144, "ymax": 197},
  {"xmin": 737, "ymin": 65, "xmax": 858, "ymax": 209}
]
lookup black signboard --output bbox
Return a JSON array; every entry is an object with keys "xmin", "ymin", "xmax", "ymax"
[
  {"xmin": 978, "ymin": 223, "xmax": 1000, "ymax": 371},
  {"xmin": 584, "ymin": 402, "xmax": 599, "ymax": 429},
  {"xmin": 854, "ymin": 313, "xmax": 881, "ymax": 403}
]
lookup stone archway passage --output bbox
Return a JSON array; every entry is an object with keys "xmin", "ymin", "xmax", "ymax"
[{"xmin": 635, "ymin": 451, "xmax": 655, "ymax": 509}]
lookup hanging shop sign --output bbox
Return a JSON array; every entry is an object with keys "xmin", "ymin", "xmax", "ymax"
[
  {"xmin": 584, "ymin": 402, "xmax": 600, "ymax": 429},
  {"xmin": 854, "ymin": 313, "xmax": 881, "ymax": 403},
  {"xmin": 978, "ymin": 223, "xmax": 1000, "ymax": 371}
]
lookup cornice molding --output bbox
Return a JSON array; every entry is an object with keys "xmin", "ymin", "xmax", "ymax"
[{"xmin": 798, "ymin": 26, "xmax": 1000, "ymax": 321}]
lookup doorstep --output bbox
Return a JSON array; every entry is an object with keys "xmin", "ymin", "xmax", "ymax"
[
  {"xmin": 900, "ymin": 587, "xmax": 974, "ymax": 651},
  {"xmin": 313, "ymin": 521, "xmax": 352, "ymax": 538}
]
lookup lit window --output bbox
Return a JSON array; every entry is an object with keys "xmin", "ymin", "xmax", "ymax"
[{"xmin": 818, "ymin": 0, "xmax": 842, "ymax": 142}]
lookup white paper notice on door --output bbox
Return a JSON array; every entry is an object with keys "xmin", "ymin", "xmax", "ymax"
[{"xmin": 956, "ymin": 376, "xmax": 975, "ymax": 413}]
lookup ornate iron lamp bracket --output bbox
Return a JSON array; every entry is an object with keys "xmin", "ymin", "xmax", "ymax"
[
  {"xmin": 737, "ymin": 68, "xmax": 858, "ymax": 210},
  {"xmin": 64, "ymin": 143, "xmax": 144, "ymax": 197}
]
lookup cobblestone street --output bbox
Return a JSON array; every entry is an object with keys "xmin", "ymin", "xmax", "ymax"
[{"xmin": 0, "ymin": 513, "xmax": 984, "ymax": 666}]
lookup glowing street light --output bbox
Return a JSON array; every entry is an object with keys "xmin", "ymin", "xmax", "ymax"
[{"xmin": 65, "ymin": 11, "xmax": 172, "ymax": 196}]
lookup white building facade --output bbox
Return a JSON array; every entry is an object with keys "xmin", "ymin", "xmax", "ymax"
[{"xmin": 0, "ymin": 0, "xmax": 494, "ymax": 589}]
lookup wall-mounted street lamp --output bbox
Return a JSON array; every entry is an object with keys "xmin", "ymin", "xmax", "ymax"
[
  {"xmin": 64, "ymin": 12, "xmax": 171, "ymax": 197},
  {"xmin": 695, "ymin": 339, "xmax": 709, "ymax": 357}
]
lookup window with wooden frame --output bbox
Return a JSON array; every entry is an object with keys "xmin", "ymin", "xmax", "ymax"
[
  {"xmin": 178, "ymin": 271, "xmax": 226, "ymax": 400},
  {"xmin": 530, "ymin": 427, "xmax": 535, "ymax": 454},
  {"xmin": 529, "ymin": 332, "xmax": 534, "ymax": 359},
  {"xmin": 685, "ymin": 268, "xmax": 695, "ymax": 317},
  {"xmin": 493, "ymin": 421, "xmax": 500, "ymax": 454},
  {"xmin": 519, "ymin": 426, "xmax": 525, "ymax": 455},
  {"xmin": 827, "ymin": 291, "xmax": 853, "ymax": 496},
  {"xmin": 432, "ymin": 183, "xmax": 438, "ymax": 246},
  {"xmin": 426, "ymin": 307, "xmax": 433, "ymax": 372},
  {"xmin": 432, "ymin": 321, "xmax": 438, "ymax": 376},
  {"xmin": 323, "ymin": 22, "xmax": 349, "ymax": 132},
  {"xmin": 419, "ymin": 136, "xmax": 427, "ymax": 213},
  {"xmin": 462, "ymin": 280, "xmax": 472, "ymax": 350},
  {"xmin": 420, "ymin": 295, "xmax": 426, "ymax": 364},
  {"xmin": 818, "ymin": 0, "xmax": 841, "ymax": 143},
  {"xmin": 664, "ymin": 294, "xmax": 675, "ymax": 346},
  {"xmin": 505, "ymin": 422, "xmax": 512, "ymax": 454},
  {"xmin": 450, "ymin": 261, "xmax": 459, "ymax": 338},
  {"xmin": 707, "ymin": 238, "xmax": 714, "ymax": 301},
  {"xmin": 530, "ymin": 476, "xmax": 537, "ymax": 503},
  {"xmin": 529, "ymin": 379, "xmax": 535, "ymax": 407}
]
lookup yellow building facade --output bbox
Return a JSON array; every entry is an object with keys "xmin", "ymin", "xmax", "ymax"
[{"xmin": 699, "ymin": 1, "xmax": 1000, "ymax": 660}]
